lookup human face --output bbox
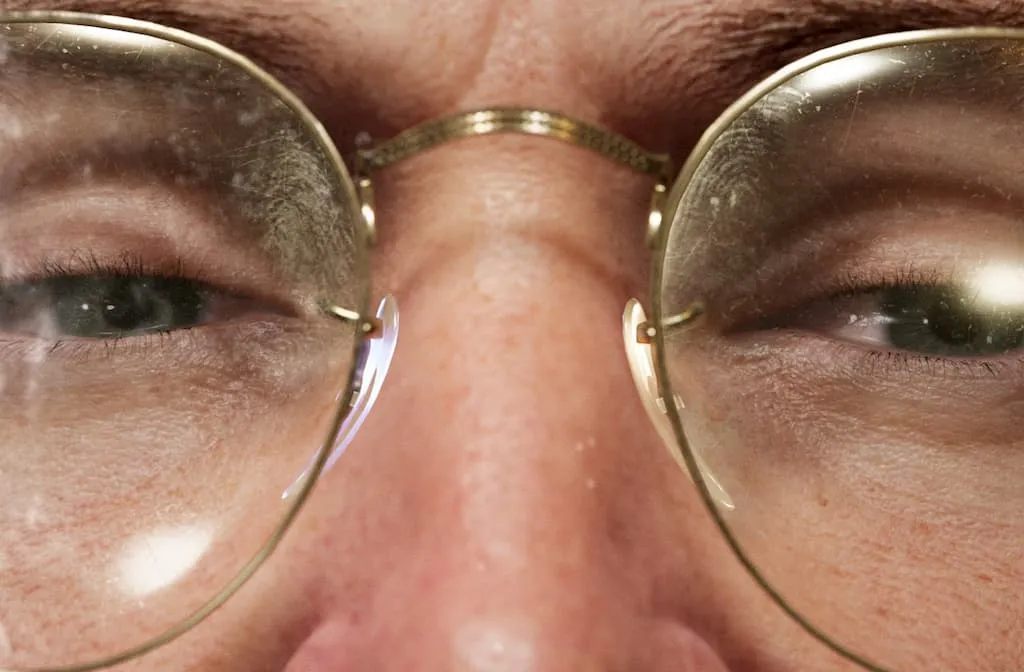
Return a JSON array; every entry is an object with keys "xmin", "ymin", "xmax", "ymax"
[{"xmin": 2, "ymin": 1, "xmax": 1024, "ymax": 671}]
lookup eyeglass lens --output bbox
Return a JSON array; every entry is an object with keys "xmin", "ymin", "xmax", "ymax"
[
  {"xmin": 0, "ymin": 19, "xmax": 365, "ymax": 671},
  {"xmin": 660, "ymin": 36, "xmax": 1024, "ymax": 672}
]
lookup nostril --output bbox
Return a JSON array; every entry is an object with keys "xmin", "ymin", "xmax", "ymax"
[
  {"xmin": 283, "ymin": 620, "xmax": 357, "ymax": 672},
  {"xmin": 642, "ymin": 620, "xmax": 736, "ymax": 672}
]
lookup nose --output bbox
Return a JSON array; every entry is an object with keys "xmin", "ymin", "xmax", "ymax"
[{"xmin": 283, "ymin": 140, "xmax": 736, "ymax": 671}]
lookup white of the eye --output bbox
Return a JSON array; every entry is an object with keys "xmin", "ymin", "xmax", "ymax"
[{"xmin": 830, "ymin": 313, "xmax": 899, "ymax": 347}]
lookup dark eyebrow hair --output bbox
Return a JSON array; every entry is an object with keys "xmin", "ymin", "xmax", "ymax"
[
  {"xmin": 715, "ymin": 0, "xmax": 1024, "ymax": 71},
  {"xmin": 2, "ymin": 0, "xmax": 1024, "ymax": 152},
  {"xmin": 0, "ymin": 0, "xmax": 328, "ymax": 109},
  {"xmin": 5, "ymin": 0, "xmax": 1024, "ymax": 83},
  {"xmin": 616, "ymin": 0, "xmax": 1024, "ymax": 151}
]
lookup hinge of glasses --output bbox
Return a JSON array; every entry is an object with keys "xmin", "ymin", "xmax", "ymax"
[
  {"xmin": 636, "ymin": 302, "xmax": 705, "ymax": 344},
  {"xmin": 636, "ymin": 321, "xmax": 658, "ymax": 345}
]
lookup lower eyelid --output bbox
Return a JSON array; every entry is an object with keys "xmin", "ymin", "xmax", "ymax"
[
  {"xmin": 715, "ymin": 324, "xmax": 1018, "ymax": 385},
  {"xmin": 0, "ymin": 313, "xmax": 300, "ymax": 366},
  {"xmin": 0, "ymin": 321, "xmax": 337, "ymax": 426}
]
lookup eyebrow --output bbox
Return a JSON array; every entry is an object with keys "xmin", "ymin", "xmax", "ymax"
[
  {"xmin": 1, "ymin": 0, "xmax": 1023, "ymax": 145},
  {"xmin": 715, "ymin": 0, "xmax": 1024, "ymax": 71},
  {"xmin": 0, "ymin": 0, "xmax": 328, "ymax": 112}
]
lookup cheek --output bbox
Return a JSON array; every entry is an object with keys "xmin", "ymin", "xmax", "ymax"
[
  {"xmin": 665, "ymin": 330, "xmax": 1024, "ymax": 672},
  {"xmin": 0, "ymin": 319, "xmax": 348, "ymax": 670}
]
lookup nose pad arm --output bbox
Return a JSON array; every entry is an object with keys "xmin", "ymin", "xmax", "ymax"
[
  {"xmin": 283, "ymin": 295, "xmax": 399, "ymax": 500},
  {"xmin": 622, "ymin": 299, "xmax": 734, "ymax": 511}
]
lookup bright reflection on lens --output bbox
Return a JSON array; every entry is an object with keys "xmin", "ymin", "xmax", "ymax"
[
  {"xmin": 793, "ymin": 51, "xmax": 902, "ymax": 94},
  {"xmin": 117, "ymin": 526, "xmax": 214, "ymax": 598},
  {"xmin": 60, "ymin": 24, "xmax": 175, "ymax": 53},
  {"xmin": 970, "ymin": 264, "xmax": 1024, "ymax": 308}
]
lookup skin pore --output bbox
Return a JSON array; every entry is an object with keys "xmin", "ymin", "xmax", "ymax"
[{"xmin": 4, "ymin": 0, "xmax": 1024, "ymax": 670}]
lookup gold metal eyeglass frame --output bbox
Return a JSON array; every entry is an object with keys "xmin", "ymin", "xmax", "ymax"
[{"xmin": 2, "ymin": 11, "xmax": 1019, "ymax": 672}]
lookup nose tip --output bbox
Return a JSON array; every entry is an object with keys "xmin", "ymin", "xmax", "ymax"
[
  {"xmin": 441, "ymin": 611, "xmax": 735, "ymax": 672},
  {"xmin": 449, "ymin": 620, "xmax": 540, "ymax": 672},
  {"xmin": 286, "ymin": 589, "xmax": 736, "ymax": 672}
]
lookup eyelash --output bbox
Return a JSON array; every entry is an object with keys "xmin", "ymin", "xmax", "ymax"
[
  {"xmin": 0, "ymin": 249, "xmax": 219, "ymax": 361},
  {"xmin": 829, "ymin": 263, "xmax": 950, "ymax": 299},
  {"xmin": 10, "ymin": 250, "xmax": 207, "ymax": 287},
  {"xmin": 838, "ymin": 341, "xmax": 1011, "ymax": 379}
]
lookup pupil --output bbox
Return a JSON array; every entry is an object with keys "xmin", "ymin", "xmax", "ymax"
[
  {"xmin": 881, "ymin": 286, "xmax": 1024, "ymax": 356},
  {"xmin": 103, "ymin": 280, "xmax": 156, "ymax": 331}
]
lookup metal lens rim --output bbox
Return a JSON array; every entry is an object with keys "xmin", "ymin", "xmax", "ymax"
[
  {"xmin": 649, "ymin": 26, "xmax": 1024, "ymax": 672},
  {"xmin": 0, "ymin": 10, "xmax": 372, "ymax": 672}
]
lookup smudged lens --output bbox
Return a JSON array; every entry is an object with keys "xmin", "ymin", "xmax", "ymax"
[
  {"xmin": 658, "ymin": 34, "xmax": 1024, "ymax": 672},
  {"xmin": 0, "ymin": 18, "xmax": 366, "ymax": 672}
]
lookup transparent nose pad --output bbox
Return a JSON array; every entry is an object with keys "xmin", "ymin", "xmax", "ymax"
[
  {"xmin": 325, "ymin": 294, "xmax": 400, "ymax": 470},
  {"xmin": 283, "ymin": 295, "xmax": 399, "ymax": 499},
  {"xmin": 622, "ymin": 299, "xmax": 734, "ymax": 511}
]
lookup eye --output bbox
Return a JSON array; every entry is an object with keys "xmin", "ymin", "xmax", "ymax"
[
  {"xmin": 0, "ymin": 249, "xmax": 278, "ymax": 346},
  {"xmin": 789, "ymin": 281, "xmax": 1024, "ymax": 359},
  {"xmin": 0, "ymin": 272, "xmax": 212, "ymax": 340}
]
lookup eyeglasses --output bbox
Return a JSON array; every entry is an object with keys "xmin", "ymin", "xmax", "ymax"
[{"xmin": 0, "ymin": 10, "xmax": 1020, "ymax": 671}]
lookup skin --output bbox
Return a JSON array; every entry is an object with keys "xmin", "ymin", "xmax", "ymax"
[{"xmin": 3, "ymin": 0, "xmax": 1024, "ymax": 670}]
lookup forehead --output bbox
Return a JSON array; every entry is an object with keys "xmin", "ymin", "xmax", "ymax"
[{"xmin": 0, "ymin": 0, "xmax": 1022, "ymax": 151}]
